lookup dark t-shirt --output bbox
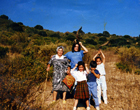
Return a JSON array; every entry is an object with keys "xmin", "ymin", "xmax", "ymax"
[{"xmin": 87, "ymin": 69, "xmax": 100, "ymax": 82}]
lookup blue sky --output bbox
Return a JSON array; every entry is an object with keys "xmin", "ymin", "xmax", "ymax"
[{"xmin": 0, "ymin": 0, "xmax": 140, "ymax": 37}]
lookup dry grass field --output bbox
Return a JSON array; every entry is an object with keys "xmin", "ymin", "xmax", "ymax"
[{"xmin": 22, "ymin": 51, "xmax": 140, "ymax": 110}]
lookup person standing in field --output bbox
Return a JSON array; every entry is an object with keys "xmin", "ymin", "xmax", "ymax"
[
  {"xmin": 64, "ymin": 41, "xmax": 88, "ymax": 96},
  {"xmin": 93, "ymin": 49, "xmax": 108, "ymax": 104},
  {"xmin": 87, "ymin": 61, "xmax": 100, "ymax": 110},
  {"xmin": 46, "ymin": 46, "xmax": 71, "ymax": 104},
  {"xmin": 71, "ymin": 61, "xmax": 90, "ymax": 110}
]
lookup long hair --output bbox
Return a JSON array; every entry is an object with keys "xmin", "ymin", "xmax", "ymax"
[{"xmin": 72, "ymin": 42, "xmax": 81, "ymax": 52}]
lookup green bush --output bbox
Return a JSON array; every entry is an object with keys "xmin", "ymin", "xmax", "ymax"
[
  {"xmin": 8, "ymin": 23, "xmax": 23, "ymax": 32},
  {"xmin": 135, "ymin": 69, "xmax": 140, "ymax": 75},
  {"xmin": 117, "ymin": 47, "xmax": 140, "ymax": 73},
  {"xmin": 10, "ymin": 45, "xmax": 22, "ymax": 53},
  {"xmin": 38, "ymin": 30, "xmax": 47, "ymax": 36},
  {"xmin": 0, "ymin": 14, "xmax": 9, "ymax": 20},
  {"xmin": 85, "ymin": 39, "xmax": 97, "ymax": 45},
  {"xmin": 116, "ymin": 62, "xmax": 132, "ymax": 72},
  {"xmin": 0, "ymin": 46, "xmax": 9, "ymax": 57},
  {"xmin": 50, "ymin": 33, "xmax": 60, "ymax": 38},
  {"xmin": 103, "ymin": 31, "xmax": 110, "ymax": 37},
  {"xmin": 66, "ymin": 34, "xmax": 75, "ymax": 41},
  {"xmin": 34, "ymin": 25, "xmax": 43, "ymax": 30}
]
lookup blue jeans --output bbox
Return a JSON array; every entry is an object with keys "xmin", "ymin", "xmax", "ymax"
[{"xmin": 87, "ymin": 82, "xmax": 99, "ymax": 107}]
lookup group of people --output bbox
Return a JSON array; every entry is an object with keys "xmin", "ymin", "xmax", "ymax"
[{"xmin": 46, "ymin": 41, "xmax": 107, "ymax": 110}]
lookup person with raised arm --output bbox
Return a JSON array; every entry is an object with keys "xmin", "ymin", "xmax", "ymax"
[{"xmin": 93, "ymin": 49, "xmax": 108, "ymax": 104}]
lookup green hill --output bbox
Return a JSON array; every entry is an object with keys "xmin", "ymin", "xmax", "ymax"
[{"xmin": 0, "ymin": 14, "xmax": 140, "ymax": 110}]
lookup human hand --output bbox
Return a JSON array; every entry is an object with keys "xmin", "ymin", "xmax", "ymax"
[
  {"xmin": 67, "ymin": 70, "xmax": 70, "ymax": 75},
  {"xmin": 75, "ymin": 64, "xmax": 78, "ymax": 67},
  {"xmin": 46, "ymin": 67, "xmax": 50, "ymax": 72},
  {"xmin": 50, "ymin": 55, "xmax": 53, "ymax": 58},
  {"xmin": 85, "ymin": 64, "xmax": 88, "ymax": 67},
  {"xmin": 98, "ymin": 49, "xmax": 101, "ymax": 54},
  {"xmin": 79, "ymin": 42, "xmax": 82, "ymax": 46}
]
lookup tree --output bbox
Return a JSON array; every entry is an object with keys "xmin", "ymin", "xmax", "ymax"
[
  {"xmin": 38, "ymin": 31, "xmax": 47, "ymax": 36},
  {"xmin": 9, "ymin": 23, "xmax": 23, "ymax": 32},
  {"xmin": 85, "ymin": 39, "xmax": 97, "ymax": 45},
  {"xmin": 123, "ymin": 35, "xmax": 131, "ymax": 39},
  {"xmin": 34, "ymin": 25, "xmax": 43, "ymax": 30},
  {"xmin": 97, "ymin": 33, "xmax": 103, "ymax": 37},
  {"xmin": 0, "ymin": 15, "xmax": 8, "ymax": 20},
  {"xmin": 0, "ymin": 46, "xmax": 9, "ymax": 58},
  {"xmin": 103, "ymin": 31, "xmax": 110, "ymax": 37},
  {"xmin": 66, "ymin": 34, "xmax": 75, "ymax": 41}
]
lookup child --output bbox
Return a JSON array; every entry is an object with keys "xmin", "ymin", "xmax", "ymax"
[
  {"xmin": 71, "ymin": 61, "xmax": 90, "ymax": 110},
  {"xmin": 87, "ymin": 61, "xmax": 100, "ymax": 110},
  {"xmin": 93, "ymin": 49, "xmax": 108, "ymax": 104}
]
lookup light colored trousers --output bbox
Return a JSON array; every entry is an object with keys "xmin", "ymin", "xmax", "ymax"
[
  {"xmin": 87, "ymin": 82, "xmax": 99, "ymax": 107},
  {"xmin": 97, "ymin": 76, "xmax": 107, "ymax": 102}
]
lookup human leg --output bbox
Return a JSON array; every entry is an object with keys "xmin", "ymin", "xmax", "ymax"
[
  {"xmin": 73, "ymin": 99, "xmax": 78, "ymax": 108},
  {"xmin": 101, "ymin": 77, "xmax": 107, "ymax": 104},
  {"xmin": 53, "ymin": 91, "xmax": 57, "ymax": 101},
  {"xmin": 97, "ymin": 83, "xmax": 101, "ymax": 104},
  {"xmin": 62, "ymin": 92, "xmax": 66, "ymax": 104},
  {"xmin": 86, "ymin": 99, "xmax": 89, "ymax": 107},
  {"xmin": 91, "ymin": 86, "xmax": 99, "ymax": 108}
]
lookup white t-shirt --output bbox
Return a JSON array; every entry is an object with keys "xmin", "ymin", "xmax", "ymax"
[
  {"xmin": 55, "ymin": 54, "xmax": 64, "ymax": 59},
  {"xmin": 96, "ymin": 63, "xmax": 106, "ymax": 75},
  {"xmin": 71, "ymin": 70, "xmax": 87, "ymax": 82}
]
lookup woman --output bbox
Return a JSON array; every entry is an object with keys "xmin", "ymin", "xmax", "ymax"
[
  {"xmin": 65, "ymin": 41, "xmax": 88, "ymax": 96},
  {"xmin": 46, "ymin": 46, "xmax": 71, "ymax": 104},
  {"xmin": 65, "ymin": 41, "xmax": 88, "ymax": 69}
]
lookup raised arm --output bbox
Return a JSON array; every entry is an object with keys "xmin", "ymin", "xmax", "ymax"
[
  {"xmin": 100, "ymin": 50, "xmax": 105, "ymax": 64},
  {"xmin": 85, "ymin": 64, "xmax": 90, "ymax": 74},
  {"xmin": 71, "ymin": 64, "xmax": 78, "ymax": 71},
  {"xmin": 93, "ymin": 51, "xmax": 100, "ymax": 61},
  {"xmin": 79, "ymin": 42, "xmax": 88, "ymax": 54}
]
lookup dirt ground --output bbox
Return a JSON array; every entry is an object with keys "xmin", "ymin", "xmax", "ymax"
[{"xmin": 25, "ymin": 52, "xmax": 140, "ymax": 110}]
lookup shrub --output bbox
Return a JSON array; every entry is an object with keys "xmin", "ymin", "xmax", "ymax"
[
  {"xmin": 10, "ymin": 45, "xmax": 22, "ymax": 53},
  {"xmin": 8, "ymin": 23, "xmax": 23, "ymax": 32},
  {"xmin": 34, "ymin": 25, "xmax": 43, "ymax": 30},
  {"xmin": 50, "ymin": 33, "xmax": 60, "ymax": 38},
  {"xmin": 135, "ymin": 69, "xmax": 140, "ymax": 75},
  {"xmin": 117, "ymin": 47, "xmax": 140, "ymax": 73},
  {"xmin": 66, "ymin": 34, "xmax": 75, "ymax": 41},
  {"xmin": 85, "ymin": 39, "xmax": 97, "ymax": 45},
  {"xmin": 25, "ymin": 27, "xmax": 38, "ymax": 36},
  {"xmin": 103, "ymin": 31, "xmax": 110, "ymax": 37},
  {"xmin": 0, "ymin": 14, "xmax": 9, "ymax": 20},
  {"xmin": 38, "ymin": 31, "xmax": 47, "ymax": 36},
  {"xmin": 0, "ymin": 46, "xmax": 9, "ymax": 57},
  {"xmin": 99, "ymin": 37, "xmax": 107, "ymax": 44},
  {"xmin": 116, "ymin": 62, "xmax": 132, "ymax": 72},
  {"xmin": 97, "ymin": 33, "xmax": 103, "ymax": 36}
]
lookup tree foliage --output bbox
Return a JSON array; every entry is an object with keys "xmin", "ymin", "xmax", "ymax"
[
  {"xmin": 0, "ymin": 14, "xmax": 9, "ymax": 20},
  {"xmin": 34, "ymin": 25, "xmax": 43, "ymax": 30}
]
